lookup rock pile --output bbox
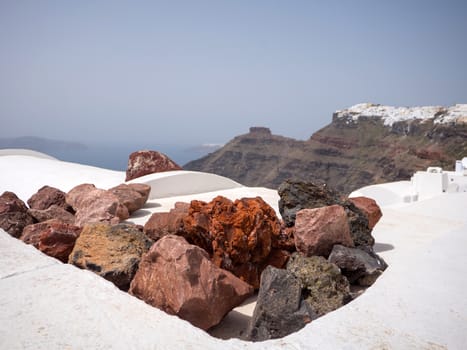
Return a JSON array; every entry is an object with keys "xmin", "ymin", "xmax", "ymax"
[{"xmin": 0, "ymin": 158, "xmax": 388, "ymax": 341}]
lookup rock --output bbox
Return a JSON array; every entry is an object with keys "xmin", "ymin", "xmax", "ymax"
[
  {"xmin": 0, "ymin": 191, "xmax": 35, "ymax": 238},
  {"xmin": 278, "ymin": 180, "xmax": 374, "ymax": 249},
  {"xmin": 294, "ymin": 205, "xmax": 353, "ymax": 257},
  {"xmin": 329, "ymin": 244, "xmax": 388, "ymax": 286},
  {"xmin": 28, "ymin": 205, "xmax": 75, "ymax": 224},
  {"xmin": 181, "ymin": 196, "xmax": 282, "ymax": 288},
  {"xmin": 246, "ymin": 265, "xmax": 314, "ymax": 341},
  {"xmin": 69, "ymin": 223, "xmax": 153, "ymax": 290},
  {"xmin": 278, "ymin": 180, "xmax": 342, "ymax": 227},
  {"xmin": 129, "ymin": 235, "xmax": 253, "ymax": 330},
  {"xmin": 287, "ymin": 253, "xmax": 351, "ymax": 318},
  {"xmin": 108, "ymin": 183, "xmax": 151, "ymax": 214},
  {"xmin": 20, "ymin": 219, "xmax": 81, "ymax": 262},
  {"xmin": 66, "ymin": 184, "xmax": 129, "ymax": 226},
  {"xmin": 125, "ymin": 150, "xmax": 182, "ymax": 181},
  {"xmin": 126, "ymin": 183, "xmax": 151, "ymax": 203},
  {"xmin": 27, "ymin": 185, "xmax": 72, "ymax": 211},
  {"xmin": 344, "ymin": 202, "xmax": 375, "ymax": 248},
  {"xmin": 143, "ymin": 202, "xmax": 189, "ymax": 241},
  {"xmin": 275, "ymin": 224, "xmax": 296, "ymax": 252},
  {"xmin": 348, "ymin": 196, "xmax": 382, "ymax": 229}
]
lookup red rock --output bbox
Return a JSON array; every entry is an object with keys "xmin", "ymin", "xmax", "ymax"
[
  {"xmin": 125, "ymin": 150, "xmax": 182, "ymax": 181},
  {"xmin": 181, "ymin": 196, "xmax": 282, "ymax": 288},
  {"xmin": 0, "ymin": 191, "xmax": 35, "ymax": 238},
  {"xmin": 27, "ymin": 186, "xmax": 71, "ymax": 211},
  {"xmin": 108, "ymin": 183, "xmax": 151, "ymax": 213},
  {"xmin": 66, "ymin": 184, "xmax": 129, "ymax": 226},
  {"xmin": 28, "ymin": 205, "xmax": 75, "ymax": 224},
  {"xmin": 348, "ymin": 196, "xmax": 382, "ymax": 229},
  {"xmin": 129, "ymin": 235, "xmax": 254, "ymax": 330},
  {"xmin": 294, "ymin": 205, "xmax": 353, "ymax": 257},
  {"xmin": 20, "ymin": 219, "xmax": 81, "ymax": 262},
  {"xmin": 143, "ymin": 202, "xmax": 189, "ymax": 241}
]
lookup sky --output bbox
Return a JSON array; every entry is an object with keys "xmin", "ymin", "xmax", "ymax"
[{"xmin": 1, "ymin": 0, "xmax": 466, "ymax": 145}]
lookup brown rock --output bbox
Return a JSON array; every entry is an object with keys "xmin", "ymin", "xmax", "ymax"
[
  {"xmin": 69, "ymin": 223, "xmax": 153, "ymax": 290},
  {"xmin": 66, "ymin": 184, "xmax": 129, "ymax": 226},
  {"xmin": 143, "ymin": 202, "xmax": 189, "ymax": 241},
  {"xmin": 125, "ymin": 150, "xmax": 182, "ymax": 181},
  {"xmin": 21, "ymin": 219, "xmax": 81, "ymax": 262},
  {"xmin": 0, "ymin": 191, "xmax": 35, "ymax": 238},
  {"xmin": 287, "ymin": 253, "xmax": 351, "ymax": 318},
  {"xmin": 181, "ymin": 196, "xmax": 282, "ymax": 288},
  {"xmin": 27, "ymin": 185, "xmax": 72, "ymax": 211},
  {"xmin": 348, "ymin": 196, "xmax": 382, "ymax": 229},
  {"xmin": 28, "ymin": 205, "xmax": 75, "ymax": 224},
  {"xmin": 108, "ymin": 183, "xmax": 151, "ymax": 214},
  {"xmin": 129, "ymin": 235, "xmax": 254, "ymax": 330},
  {"xmin": 294, "ymin": 205, "xmax": 353, "ymax": 257}
]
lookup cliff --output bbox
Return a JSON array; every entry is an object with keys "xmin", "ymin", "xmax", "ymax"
[{"xmin": 184, "ymin": 104, "xmax": 467, "ymax": 194}]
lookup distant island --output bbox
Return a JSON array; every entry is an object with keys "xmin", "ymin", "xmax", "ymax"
[{"xmin": 0, "ymin": 136, "xmax": 87, "ymax": 152}]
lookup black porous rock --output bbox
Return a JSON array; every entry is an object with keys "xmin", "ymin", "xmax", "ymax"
[
  {"xmin": 328, "ymin": 244, "xmax": 388, "ymax": 286},
  {"xmin": 246, "ymin": 265, "xmax": 314, "ymax": 342}
]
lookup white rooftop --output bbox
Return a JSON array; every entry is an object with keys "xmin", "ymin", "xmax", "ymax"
[
  {"xmin": 1, "ymin": 150, "xmax": 467, "ymax": 349},
  {"xmin": 335, "ymin": 103, "xmax": 467, "ymax": 126}
]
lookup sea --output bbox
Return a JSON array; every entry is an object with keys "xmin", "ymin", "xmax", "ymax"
[{"xmin": 29, "ymin": 142, "xmax": 217, "ymax": 171}]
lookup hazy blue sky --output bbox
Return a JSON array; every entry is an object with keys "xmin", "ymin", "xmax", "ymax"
[{"xmin": 1, "ymin": 0, "xmax": 466, "ymax": 145}]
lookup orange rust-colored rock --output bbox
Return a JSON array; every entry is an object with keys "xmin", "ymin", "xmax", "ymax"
[{"xmin": 181, "ymin": 195, "xmax": 282, "ymax": 288}]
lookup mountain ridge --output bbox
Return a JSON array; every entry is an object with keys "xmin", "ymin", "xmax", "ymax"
[{"xmin": 184, "ymin": 104, "xmax": 467, "ymax": 194}]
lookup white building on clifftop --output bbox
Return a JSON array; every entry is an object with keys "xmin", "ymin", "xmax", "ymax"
[{"xmin": 410, "ymin": 157, "xmax": 467, "ymax": 201}]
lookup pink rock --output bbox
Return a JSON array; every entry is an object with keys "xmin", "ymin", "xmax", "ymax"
[
  {"xmin": 27, "ymin": 185, "xmax": 71, "ymax": 211},
  {"xmin": 129, "ymin": 235, "xmax": 254, "ymax": 330},
  {"xmin": 20, "ymin": 219, "xmax": 81, "ymax": 262},
  {"xmin": 0, "ymin": 191, "xmax": 35, "ymax": 238},
  {"xmin": 294, "ymin": 205, "xmax": 353, "ymax": 257},
  {"xmin": 348, "ymin": 196, "xmax": 382, "ymax": 229},
  {"xmin": 125, "ymin": 150, "xmax": 182, "ymax": 181},
  {"xmin": 108, "ymin": 183, "xmax": 151, "ymax": 213},
  {"xmin": 66, "ymin": 184, "xmax": 129, "ymax": 227},
  {"xmin": 143, "ymin": 202, "xmax": 189, "ymax": 241},
  {"xmin": 29, "ymin": 205, "xmax": 75, "ymax": 224}
]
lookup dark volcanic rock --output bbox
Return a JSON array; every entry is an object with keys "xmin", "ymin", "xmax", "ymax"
[
  {"xmin": 329, "ymin": 244, "xmax": 388, "ymax": 286},
  {"xmin": 247, "ymin": 265, "xmax": 314, "ymax": 341},
  {"xmin": 278, "ymin": 180, "xmax": 342, "ymax": 227},
  {"xmin": 0, "ymin": 191, "xmax": 35, "ymax": 238},
  {"xmin": 69, "ymin": 223, "xmax": 153, "ymax": 290},
  {"xmin": 27, "ymin": 186, "xmax": 72, "ymax": 211},
  {"xmin": 287, "ymin": 253, "xmax": 351, "ymax": 318},
  {"xmin": 278, "ymin": 180, "xmax": 374, "ymax": 249},
  {"xmin": 125, "ymin": 150, "xmax": 182, "ymax": 181},
  {"xmin": 129, "ymin": 235, "xmax": 253, "ymax": 330},
  {"xmin": 348, "ymin": 196, "xmax": 383, "ymax": 229}
]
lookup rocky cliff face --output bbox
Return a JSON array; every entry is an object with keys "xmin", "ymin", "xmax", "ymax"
[{"xmin": 184, "ymin": 104, "xmax": 467, "ymax": 194}]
